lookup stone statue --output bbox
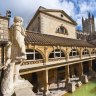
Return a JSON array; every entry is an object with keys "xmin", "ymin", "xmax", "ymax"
[
  {"xmin": 1, "ymin": 16, "xmax": 27, "ymax": 96},
  {"xmin": 10, "ymin": 16, "xmax": 26, "ymax": 59}
]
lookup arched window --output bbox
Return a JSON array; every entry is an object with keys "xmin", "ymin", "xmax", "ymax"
[
  {"xmin": 69, "ymin": 49, "xmax": 79, "ymax": 58},
  {"xmin": 82, "ymin": 49, "xmax": 89, "ymax": 56},
  {"xmin": 26, "ymin": 49, "xmax": 43, "ymax": 60},
  {"xmin": 57, "ymin": 24, "xmax": 68, "ymax": 35},
  {"xmin": 49, "ymin": 49, "xmax": 65, "ymax": 58},
  {"xmin": 91, "ymin": 49, "xmax": 96, "ymax": 55}
]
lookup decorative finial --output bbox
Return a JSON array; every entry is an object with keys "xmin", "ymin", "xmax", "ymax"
[
  {"xmin": 6, "ymin": 10, "xmax": 11, "ymax": 18},
  {"xmin": 88, "ymin": 12, "xmax": 90, "ymax": 18}
]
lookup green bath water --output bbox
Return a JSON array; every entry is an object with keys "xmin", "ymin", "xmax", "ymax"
[{"xmin": 64, "ymin": 80, "xmax": 96, "ymax": 96}]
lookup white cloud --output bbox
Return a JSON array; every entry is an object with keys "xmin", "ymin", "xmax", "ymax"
[
  {"xmin": 0, "ymin": 0, "xmax": 76, "ymax": 27},
  {"xmin": 60, "ymin": 0, "xmax": 75, "ymax": 16},
  {"xmin": 0, "ymin": 0, "xmax": 96, "ymax": 30},
  {"xmin": 94, "ymin": 18, "xmax": 96, "ymax": 30}
]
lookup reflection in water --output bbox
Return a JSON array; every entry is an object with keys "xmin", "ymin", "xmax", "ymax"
[{"xmin": 63, "ymin": 80, "xmax": 96, "ymax": 96}]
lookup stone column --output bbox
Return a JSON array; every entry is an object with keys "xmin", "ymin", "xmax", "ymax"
[
  {"xmin": 65, "ymin": 65, "xmax": 70, "ymax": 82},
  {"xmin": 44, "ymin": 47, "xmax": 48, "ymax": 65},
  {"xmin": 78, "ymin": 62, "xmax": 83, "ymax": 78},
  {"xmin": 43, "ymin": 70, "xmax": 49, "ymax": 96},
  {"xmin": 89, "ymin": 60, "xmax": 92, "ymax": 72}
]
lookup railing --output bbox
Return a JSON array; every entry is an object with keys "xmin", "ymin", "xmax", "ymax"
[
  {"xmin": 91, "ymin": 54, "xmax": 96, "ymax": 57},
  {"xmin": 48, "ymin": 57, "xmax": 66, "ymax": 62},
  {"xmin": 91, "ymin": 54, "xmax": 96, "ymax": 56},
  {"xmin": 22, "ymin": 59, "xmax": 44, "ymax": 65},
  {"xmin": 82, "ymin": 54, "xmax": 90, "ymax": 57},
  {"xmin": 69, "ymin": 56, "xmax": 80, "ymax": 59}
]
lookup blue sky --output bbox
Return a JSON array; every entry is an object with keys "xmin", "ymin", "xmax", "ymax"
[{"xmin": 0, "ymin": 0, "xmax": 96, "ymax": 30}]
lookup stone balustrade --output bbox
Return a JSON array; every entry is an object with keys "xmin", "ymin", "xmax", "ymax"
[
  {"xmin": 22, "ymin": 59, "xmax": 44, "ymax": 65},
  {"xmin": 48, "ymin": 57, "xmax": 66, "ymax": 62}
]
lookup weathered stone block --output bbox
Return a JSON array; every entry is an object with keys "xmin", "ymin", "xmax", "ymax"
[
  {"xmin": 76, "ymin": 81, "xmax": 82, "ymax": 87},
  {"xmin": 81, "ymin": 75, "xmax": 88, "ymax": 84},
  {"xmin": 66, "ymin": 82, "xmax": 76, "ymax": 92}
]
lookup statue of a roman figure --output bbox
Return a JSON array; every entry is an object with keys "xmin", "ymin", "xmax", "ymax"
[{"xmin": 10, "ymin": 16, "xmax": 26, "ymax": 59}]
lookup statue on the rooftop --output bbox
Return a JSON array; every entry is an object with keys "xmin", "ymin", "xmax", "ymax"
[{"xmin": 1, "ymin": 16, "xmax": 27, "ymax": 96}]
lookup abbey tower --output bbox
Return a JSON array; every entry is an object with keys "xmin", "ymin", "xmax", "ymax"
[{"xmin": 82, "ymin": 13, "xmax": 95, "ymax": 34}]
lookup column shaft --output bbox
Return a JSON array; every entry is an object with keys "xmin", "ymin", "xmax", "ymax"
[
  {"xmin": 65, "ymin": 65, "xmax": 70, "ymax": 81},
  {"xmin": 43, "ymin": 70, "xmax": 49, "ymax": 95}
]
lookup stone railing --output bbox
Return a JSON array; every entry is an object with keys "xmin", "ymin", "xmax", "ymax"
[
  {"xmin": 82, "ymin": 54, "xmax": 90, "ymax": 57},
  {"xmin": 91, "ymin": 54, "xmax": 96, "ymax": 56},
  {"xmin": 22, "ymin": 59, "xmax": 44, "ymax": 65},
  {"xmin": 69, "ymin": 56, "xmax": 80, "ymax": 59},
  {"xmin": 48, "ymin": 57, "xmax": 66, "ymax": 62}
]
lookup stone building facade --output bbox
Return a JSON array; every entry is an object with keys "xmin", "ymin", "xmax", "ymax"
[
  {"xmin": 0, "ymin": 16, "xmax": 9, "ymax": 66},
  {"xmin": 0, "ymin": 7, "xmax": 96, "ymax": 95},
  {"xmin": 27, "ymin": 6, "xmax": 77, "ymax": 39}
]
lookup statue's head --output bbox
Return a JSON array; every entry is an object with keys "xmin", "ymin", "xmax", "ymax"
[{"xmin": 14, "ymin": 16, "xmax": 23, "ymax": 25}]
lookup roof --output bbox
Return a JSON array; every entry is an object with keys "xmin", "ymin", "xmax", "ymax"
[
  {"xmin": 27, "ymin": 6, "xmax": 77, "ymax": 29},
  {"xmin": 25, "ymin": 31, "xmax": 95, "ymax": 48}
]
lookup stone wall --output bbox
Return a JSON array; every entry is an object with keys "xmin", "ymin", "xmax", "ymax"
[
  {"xmin": 46, "ymin": 12, "xmax": 72, "ymax": 23},
  {"xmin": 0, "ymin": 17, "xmax": 9, "ymax": 40},
  {"xmin": 40, "ymin": 13, "xmax": 76, "ymax": 39},
  {"xmin": 28, "ymin": 15, "xmax": 41, "ymax": 33}
]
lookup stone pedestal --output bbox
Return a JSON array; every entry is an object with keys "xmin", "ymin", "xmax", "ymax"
[
  {"xmin": 81, "ymin": 75, "xmax": 88, "ymax": 84},
  {"xmin": 66, "ymin": 82, "xmax": 76, "ymax": 93},
  {"xmin": 14, "ymin": 80, "xmax": 36, "ymax": 96},
  {"xmin": 76, "ymin": 81, "xmax": 82, "ymax": 87}
]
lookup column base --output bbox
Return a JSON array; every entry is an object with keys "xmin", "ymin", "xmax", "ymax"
[
  {"xmin": 81, "ymin": 75, "xmax": 88, "ymax": 84},
  {"xmin": 66, "ymin": 82, "xmax": 76, "ymax": 93},
  {"xmin": 43, "ymin": 90, "xmax": 50, "ymax": 96}
]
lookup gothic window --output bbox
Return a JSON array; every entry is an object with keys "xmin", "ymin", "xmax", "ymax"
[
  {"xmin": 26, "ymin": 49, "xmax": 43, "ymax": 60},
  {"xmin": 49, "ymin": 49, "xmax": 65, "ymax": 58},
  {"xmin": 57, "ymin": 24, "xmax": 68, "ymax": 35},
  {"xmin": 69, "ymin": 49, "xmax": 79, "ymax": 58}
]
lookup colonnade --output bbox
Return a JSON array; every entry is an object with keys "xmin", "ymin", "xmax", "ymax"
[{"xmin": 42, "ymin": 60, "xmax": 93, "ymax": 95}]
